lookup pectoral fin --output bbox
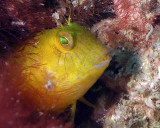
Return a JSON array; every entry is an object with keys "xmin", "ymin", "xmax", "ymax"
[
  {"xmin": 79, "ymin": 97, "xmax": 95, "ymax": 108},
  {"xmin": 71, "ymin": 102, "xmax": 77, "ymax": 121}
]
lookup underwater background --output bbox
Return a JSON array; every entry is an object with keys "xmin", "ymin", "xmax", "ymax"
[{"xmin": 0, "ymin": 0, "xmax": 160, "ymax": 128}]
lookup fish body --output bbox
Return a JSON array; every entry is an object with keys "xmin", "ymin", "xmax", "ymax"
[{"xmin": 14, "ymin": 23, "xmax": 110, "ymax": 112}]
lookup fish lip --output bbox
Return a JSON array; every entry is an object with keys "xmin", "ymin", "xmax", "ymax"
[{"xmin": 94, "ymin": 57, "xmax": 111, "ymax": 69}]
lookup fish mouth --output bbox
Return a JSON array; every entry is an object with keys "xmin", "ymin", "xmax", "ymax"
[{"xmin": 94, "ymin": 55, "xmax": 111, "ymax": 69}]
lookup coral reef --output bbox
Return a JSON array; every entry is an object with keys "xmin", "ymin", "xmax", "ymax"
[
  {"xmin": 0, "ymin": 0, "xmax": 160, "ymax": 128},
  {"xmin": 91, "ymin": 0, "xmax": 160, "ymax": 127}
]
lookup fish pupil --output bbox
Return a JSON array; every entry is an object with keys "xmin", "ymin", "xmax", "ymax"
[{"xmin": 60, "ymin": 37, "xmax": 68, "ymax": 44}]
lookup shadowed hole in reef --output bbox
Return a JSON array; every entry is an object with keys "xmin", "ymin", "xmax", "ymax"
[
  {"xmin": 0, "ymin": 41, "xmax": 11, "ymax": 58},
  {"xmin": 106, "ymin": 48, "xmax": 141, "ymax": 78},
  {"xmin": 44, "ymin": 0, "xmax": 60, "ymax": 9},
  {"xmin": 74, "ymin": 80, "xmax": 106, "ymax": 128},
  {"xmin": 74, "ymin": 48, "xmax": 141, "ymax": 127},
  {"xmin": 99, "ymin": 47, "xmax": 141, "ymax": 92},
  {"xmin": 74, "ymin": 79, "xmax": 121, "ymax": 128}
]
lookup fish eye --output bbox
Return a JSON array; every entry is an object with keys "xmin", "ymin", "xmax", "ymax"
[
  {"xmin": 59, "ymin": 37, "xmax": 68, "ymax": 44},
  {"xmin": 58, "ymin": 31, "xmax": 74, "ymax": 50}
]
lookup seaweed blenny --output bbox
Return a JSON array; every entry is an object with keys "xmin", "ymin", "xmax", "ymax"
[{"xmin": 11, "ymin": 21, "xmax": 111, "ymax": 116}]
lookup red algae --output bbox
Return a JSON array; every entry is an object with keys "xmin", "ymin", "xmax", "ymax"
[
  {"xmin": 0, "ymin": 0, "xmax": 56, "ymax": 51},
  {"xmin": 92, "ymin": 0, "xmax": 157, "ymax": 50}
]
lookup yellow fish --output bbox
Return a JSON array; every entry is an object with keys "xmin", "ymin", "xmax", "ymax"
[{"xmin": 13, "ymin": 22, "xmax": 110, "ymax": 114}]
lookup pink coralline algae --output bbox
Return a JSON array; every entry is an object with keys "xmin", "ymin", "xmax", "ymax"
[{"xmin": 91, "ymin": 0, "xmax": 160, "ymax": 127}]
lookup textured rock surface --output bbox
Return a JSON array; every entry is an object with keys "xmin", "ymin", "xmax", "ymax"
[{"xmin": 91, "ymin": 0, "xmax": 160, "ymax": 127}]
